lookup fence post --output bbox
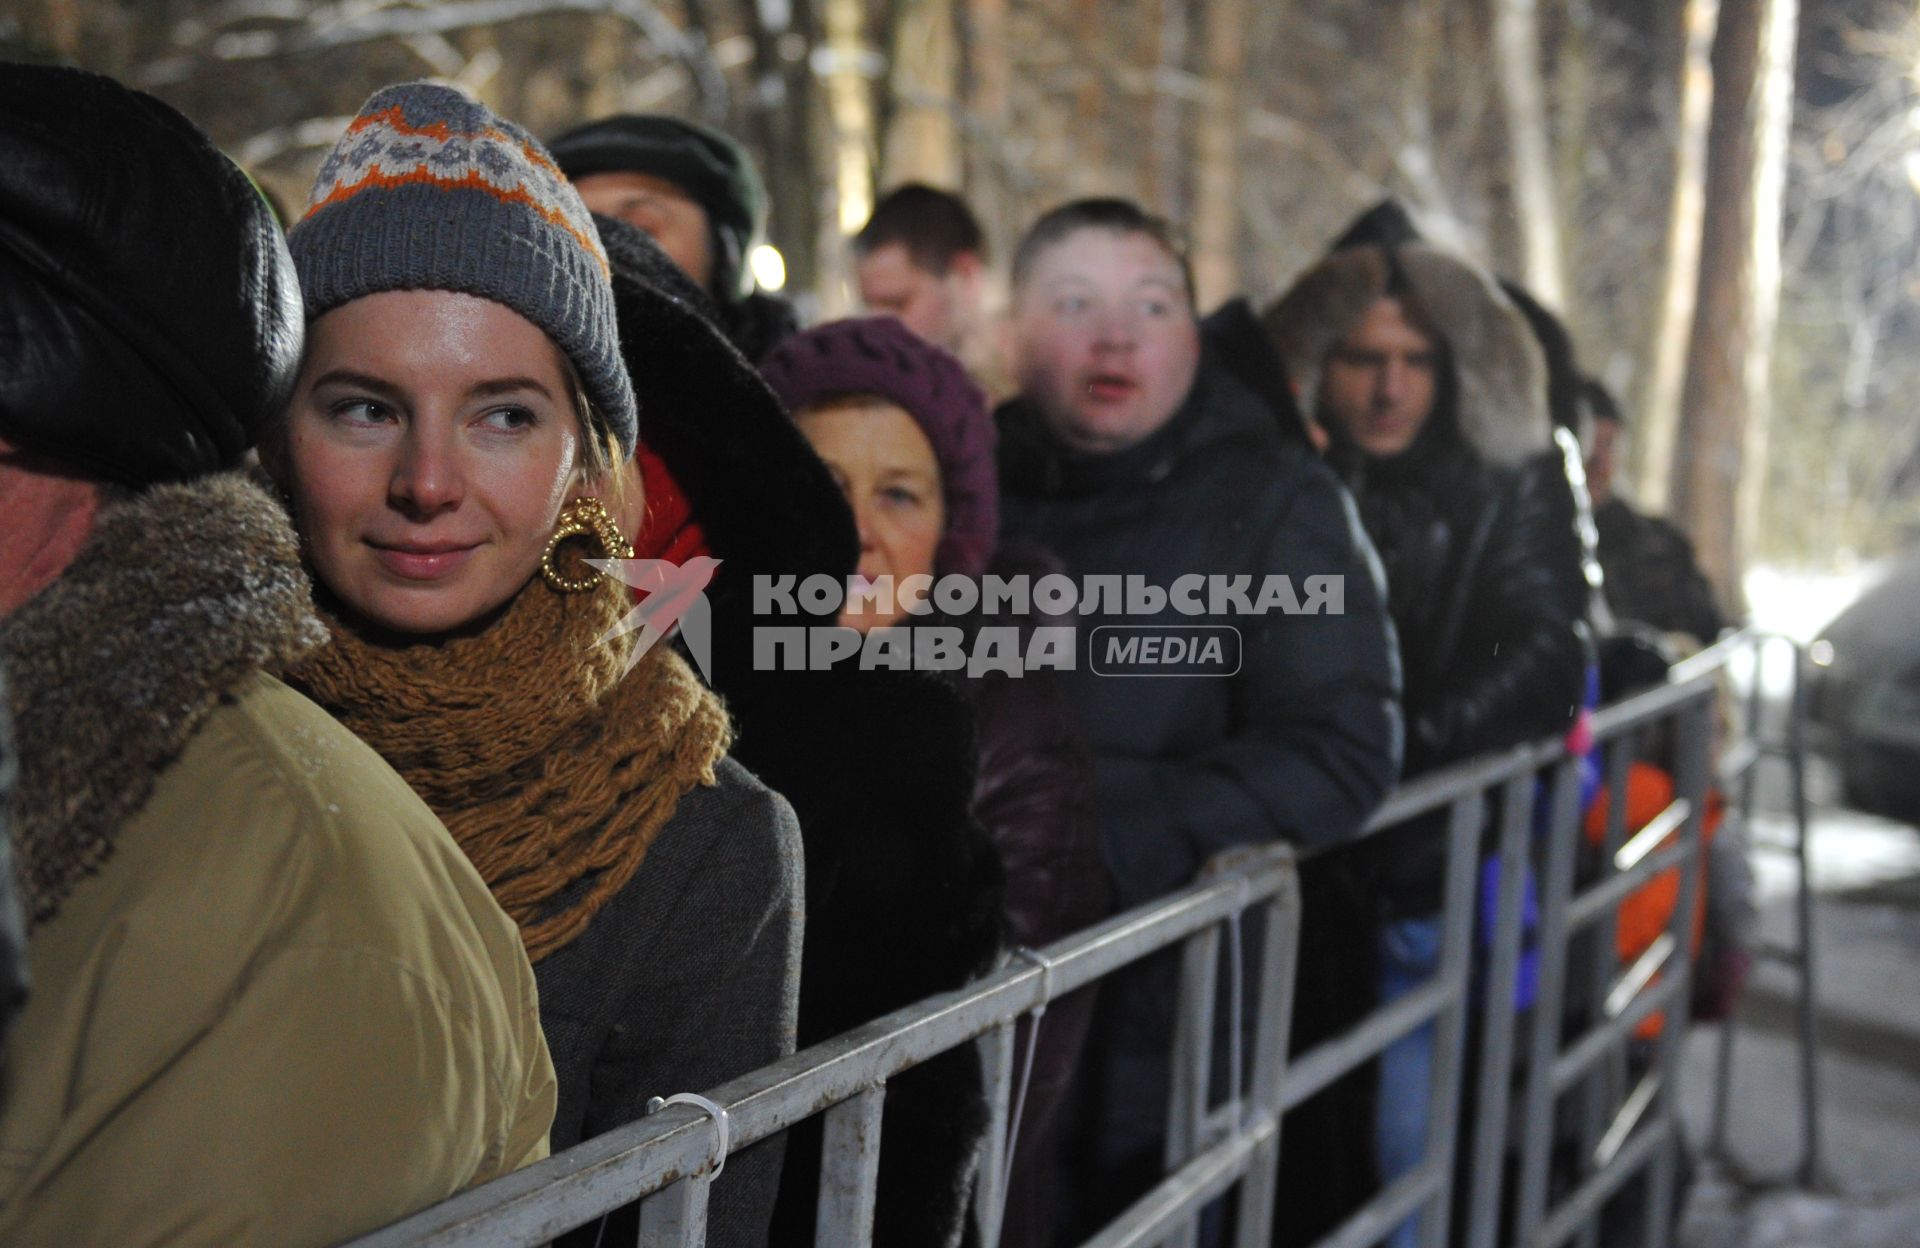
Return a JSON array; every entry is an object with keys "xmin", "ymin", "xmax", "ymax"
[
  {"xmin": 1162, "ymin": 915, "xmax": 1222, "ymax": 1248},
  {"xmin": 1577, "ymin": 733, "xmax": 1635, "ymax": 1248},
  {"xmin": 1234, "ymin": 861, "xmax": 1301, "ymax": 1248},
  {"xmin": 815, "ymin": 1085, "xmax": 886, "ymax": 1246},
  {"xmin": 1463, "ymin": 772, "xmax": 1540, "ymax": 1248},
  {"xmin": 973, "ymin": 1018, "xmax": 1018, "ymax": 1248},
  {"xmin": 1636, "ymin": 696, "xmax": 1711, "ymax": 1247},
  {"xmin": 637, "ymin": 1177, "xmax": 709, "ymax": 1248},
  {"xmin": 1710, "ymin": 637, "xmax": 1769, "ymax": 1157},
  {"xmin": 1784, "ymin": 640, "xmax": 1825, "ymax": 1186},
  {"xmin": 1416, "ymin": 791, "xmax": 1490, "ymax": 1248},
  {"xmin": 1513, "ymin": 758, "xmax": 1589, "ymax": 1241}
]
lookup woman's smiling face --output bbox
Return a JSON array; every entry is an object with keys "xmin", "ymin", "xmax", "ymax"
[{"xmin": 275, "ymin": 289, "xmax": 585, "ymax": 637}]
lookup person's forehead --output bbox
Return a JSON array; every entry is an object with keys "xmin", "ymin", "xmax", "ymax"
[
  {"xmin": 1346, "ymin": 296, "xmax": 1436, "ymax": 348},
  {"xmin": 856, "ymin": 242, "xmax": 932, "ymax": 286},
  {"xmin": 574, "ymin": 169, "xmax": 705, "ymax": 212},
  {"xmin": 1031, "ymin": 227, "xmax": 1183, "ymax": 283},
  {"xmin": 309, "ymin": 289, "xmax": 570, "ymax": 382},
  {"xmin": 798, "ymin": 398, "xmax": 939, "ymax": 461}
]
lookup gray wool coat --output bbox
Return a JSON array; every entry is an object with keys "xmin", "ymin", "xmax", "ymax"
[{"xmin": 537, "ymin": 757, "xmax": 804, "ymax": 1248}]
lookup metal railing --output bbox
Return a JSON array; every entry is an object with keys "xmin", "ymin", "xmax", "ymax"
[
  {"xmin": 343, "ymin": 630, "xmax": 1780, "ymax": 1248},
  {"xmin": 1703, "ymin": 632, "xmax": 1824, "ymax": 1188},
  {"xmin": 345, "ymin": 841, "xmax": 1302, "ymax": 1248}
]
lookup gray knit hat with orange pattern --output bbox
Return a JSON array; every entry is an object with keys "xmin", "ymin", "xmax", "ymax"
[{"xmin": 286, "ymin": 82, "xmax": 637, "ymax": 457}]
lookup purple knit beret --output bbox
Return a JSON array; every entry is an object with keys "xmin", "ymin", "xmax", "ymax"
[{"xmin": 761, "ymin": 316, "xmax": 999, "ymax": 579}]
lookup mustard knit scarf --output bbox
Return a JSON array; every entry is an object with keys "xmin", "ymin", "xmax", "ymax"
[{"xmin": 291, "ymin": 577, "xmax": 730, "ymax": 964}]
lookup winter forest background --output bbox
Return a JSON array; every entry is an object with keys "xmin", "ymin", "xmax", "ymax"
[{"xmin": 6, "ymin": 0, "xmax": 1919, "ymax": 614}]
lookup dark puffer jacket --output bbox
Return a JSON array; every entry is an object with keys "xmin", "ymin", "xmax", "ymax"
[
  {"xmin": 596, "ymin": 217, "xmax": 1004, "ymax": 1248},
  {"xmin": 996, "ymin": 354, "xmax": 1402, "ymax": 1211},
  {"xmin": 1264, "ymin": 241, "xmax": 1594, "ymax": 912},
  {"xmin": 998, "ymin": 359, "xmax": 1402, "ymax": 905}
]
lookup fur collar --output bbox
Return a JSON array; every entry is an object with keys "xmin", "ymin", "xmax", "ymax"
[
  {"xmin": 2, "ymin": 474, "xmax": 326, "ymax": 926},
  {"xmin": 1261, "ymin": 244, "xmax": 1550, "ymax": 469}
]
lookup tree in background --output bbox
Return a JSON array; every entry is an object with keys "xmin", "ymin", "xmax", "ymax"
[{"xmin": 7, "ymin": 0, "xmax": 1917, "ymax": 583}]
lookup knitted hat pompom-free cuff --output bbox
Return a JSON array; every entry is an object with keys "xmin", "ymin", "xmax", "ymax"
[
  {"xmin": 287, "ymin": 82, "xmax": 638, "ymax": 458},
  {"xmin": 760, "ymin": 317, "xmax": 999, "ymax": 580}
]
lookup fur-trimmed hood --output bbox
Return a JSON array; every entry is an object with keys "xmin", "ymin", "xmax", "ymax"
[
  {"xmin": 1261, "ymin": 243, "xmax": 1551, "ymax": 469},
  {"xmin": 1, "ymin": 474, "xmax": 326, "ymax": 925}
]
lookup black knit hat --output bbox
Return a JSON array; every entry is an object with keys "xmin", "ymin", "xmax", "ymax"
[
  {"xmin": 548, "ymin": 114, "xmax": 766, "ymax": 302},
  {"xmin": 0, "ymin": 65, "xmax": 303, "ymax": 488}
]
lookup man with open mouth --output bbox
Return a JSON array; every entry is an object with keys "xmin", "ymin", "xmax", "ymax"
[{"xmin": 993, "ymin": 196, "xmax": 1404, "ymax": 1239}]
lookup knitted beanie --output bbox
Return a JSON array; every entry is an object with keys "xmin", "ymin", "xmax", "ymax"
[
  {"xmin": 547, "ymin": 114, "xmax": 766, "ymax": 302},
  {"xmin": 287, "ymin": 82, "xmax": 637, "ymax": 457},
  {"xmin": 761, "ymin": 317, "xmax": 998, "ymax": 579}
]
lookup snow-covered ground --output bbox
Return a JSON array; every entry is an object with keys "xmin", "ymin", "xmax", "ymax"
[{"xmin": 1678, "ymin": 566, "xmax": 1920, "ymax": 1247}]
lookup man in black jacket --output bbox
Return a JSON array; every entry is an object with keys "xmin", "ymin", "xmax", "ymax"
[
  {"xmin": 995, "ymin": 198, "xmax": 1403, "ymax": 1231},
  {"xmin": 1583, "ymin": 378, "xmax": 1725, "ymax": 647},
  {"xmin": 1264, "ymin": 239, "xmax": 1592, "ymax": 1248}
]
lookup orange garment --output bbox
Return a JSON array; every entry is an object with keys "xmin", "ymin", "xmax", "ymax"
[{"xmin": 1582, "ymin": 762, "xmax": 1725, "ymax": 1038}]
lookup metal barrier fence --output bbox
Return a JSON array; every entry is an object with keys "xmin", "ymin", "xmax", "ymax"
[
  {"xmin": 344, "ymin": 630, "xmax": 1777, "ymax": 1248},
  {"xmin": 1703, "ymin": 632, "xmax": 1822, "ymax": 1187}
]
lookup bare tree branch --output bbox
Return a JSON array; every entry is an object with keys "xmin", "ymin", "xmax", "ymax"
[{"xmin": 153, "ymin": 0, "xmax": 728, "ymax": 120}]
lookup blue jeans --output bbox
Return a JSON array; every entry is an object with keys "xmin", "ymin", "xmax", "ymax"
[{"xmin": 1377, "ymin": 914, "xmax": 1443, "ymax": 1248}]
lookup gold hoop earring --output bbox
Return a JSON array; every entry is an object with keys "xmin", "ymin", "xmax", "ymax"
[{"xmin": 541, "ymin": 497, "xmax": 635, "ymax": 593}]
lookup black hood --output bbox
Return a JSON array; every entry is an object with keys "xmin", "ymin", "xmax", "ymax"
[{"xmin": 596, "ymin": 213, "xmax": 856, "ymax": 586}]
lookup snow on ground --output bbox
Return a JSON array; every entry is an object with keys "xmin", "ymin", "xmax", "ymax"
[{"xmin": 1677, "ymin": 572, "xmax": 1920, "ymax": 1247}]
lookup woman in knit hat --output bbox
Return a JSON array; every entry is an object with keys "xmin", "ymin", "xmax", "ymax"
[
  {"xmin": 265, "ymin": 83, "xmax": 803, "ymax": 1247},
  {"xmin": 761, "ymin": 316, "xmax": 1109, "ymax": 1248}
]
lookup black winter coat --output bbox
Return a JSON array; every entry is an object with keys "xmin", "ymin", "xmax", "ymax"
[
  {"xmin": 997, "ymin": 360, "xmax": 1403, "ymax": 909},
  {"xmin": 953, "ymin": 544, "xmax": 1109, "ymax": 1248},
  {"xmin": 1594, "ymin": 497, "xmax": 1725, "ymax": 646},
  {"xmin": 597, "ymin": 216, "xmax": 1005, "ymax": 1248},
  {"xmin": 996, "ymin": 358, "xmax": 1402, "ymax": 1203},
  {"xmin": 1328, "ymin": 425, "xmax": 1593, "ymax": 913},
  {"xmin": 1264, "ymin": 237, "xmax": 1596, "ymax": 916},
  {"xmin": 1337, "ymin": 428, "xmax": 1593, "ymax": 775}
]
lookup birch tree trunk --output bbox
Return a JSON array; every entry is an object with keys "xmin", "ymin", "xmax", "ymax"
[
  {"xmin": 1492, "ymin": 0, "xmax": 1567, "ymax": 306},
  {"xmin": 959, "ymin": 0, "xmax": 1013, "ymax": 251},
  {"xmin": 1671, "ymin": 0, "xmax": 1798, "ymax": 616},
  {"xmin": 1190, "ymin": 0, "xmax": 1247, "ymax": 310},
  {"xmin": 1150, "ymin": 0, "xmax": 1191, "ymax": 222},
  {"xmin": 819, "ymin": 0, "xmax": 875, "ymax": 313},
  {"xmin": 880, "ymin": 0, "xmax": 961, "ymax": 188},
  {"xmin": 1637, "ymin": 0, "xmax": 1719, "ymax": 506}
]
